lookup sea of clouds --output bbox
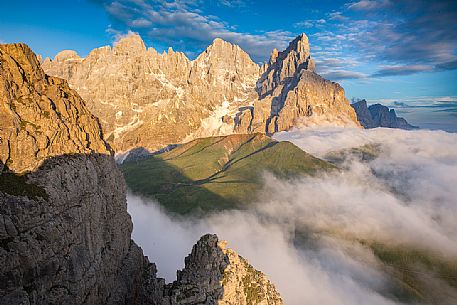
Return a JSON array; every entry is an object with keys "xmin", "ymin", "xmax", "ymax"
[{"xmin": 127, "ymin": 127, "xmax": 457, "ymax": 305}]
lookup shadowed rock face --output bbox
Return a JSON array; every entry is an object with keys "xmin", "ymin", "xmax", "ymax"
[
  {"xmin": 42, "ymin": 33, "xmax": 359, "ymax": 153},
  {"xmin": 0, "ymin": 154, "xmax": 165, "ymax": 305},
  {"xmin": 351, "ymin": 99, "xmax": 417, "ymax": 130},
  {"xmin": 0, "ymin": 43, "xmax": 283, "ymax": 305}
]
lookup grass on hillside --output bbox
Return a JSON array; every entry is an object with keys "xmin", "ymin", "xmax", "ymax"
[
  {"xmin": 121, "ymin": 134, "xmax": 335, "ymax": 214},
  {"xmin": 370, "ymin": 243, "xmax": 457, "ymax": 303}
]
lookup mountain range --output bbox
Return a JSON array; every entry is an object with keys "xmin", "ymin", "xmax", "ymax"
[
  {"xmin": 42, "ymin": 33, "xmax": 359, "ymax": 153},
  {"xmin": 351, "ymin": 99, "xmax": 417, "ymax": 130}
]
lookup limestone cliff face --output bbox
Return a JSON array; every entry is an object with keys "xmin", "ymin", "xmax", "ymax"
[
  {"xmin": 42, "ymin": 33, "xmax": 359, "ymax": 153},
  {"xmin": 0, "ymin": 43, "xmax": 111, "ymax": 173},
  {"xmin": 1, "ymin": 44, "xmax": 282, "ymax": 305},
  {"xmin": 0, "ymin": 154, "xmax": 164, "ymax": 305},
  {"xmin": 164, "ymin": 234, "xmax": 283, "ymax": 305}
]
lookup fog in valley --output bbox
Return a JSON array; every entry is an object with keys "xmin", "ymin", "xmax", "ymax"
[{"xmin": 128, "ymin": 127, "xmax": 457, "ymax": 305}]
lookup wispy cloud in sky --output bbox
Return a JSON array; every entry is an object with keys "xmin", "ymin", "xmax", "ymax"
[
  {"xmin": 92, "ymin": 0, "xmax": 457, "ymax": 78},
  {"xmin": 92, "ymin": 0, "xmax": 293, "ymax": 61},
  {"xmin": 83, "ymin": 0, "xmax": 457, "ymax": 97},
  {"xmin": 297, "ymin": 0, "xmax": 457, "ymax": 80}
]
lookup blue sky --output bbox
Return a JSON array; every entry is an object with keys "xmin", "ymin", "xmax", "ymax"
[{"xmin": 1, "ymin": 0, "xmax": 456, "ymax": 100}]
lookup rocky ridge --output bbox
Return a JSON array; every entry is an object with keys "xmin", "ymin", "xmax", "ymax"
[
  {"xmin": 0, "ymin": 42, "xmax": 282, "ymax": 305},
  {"xmin": 42, "ymin": 32, "xmax": 359, "ymax": 153},
  {"xmin": 351, "ymin": 99, "xmax": 417, "ymax": 129}
]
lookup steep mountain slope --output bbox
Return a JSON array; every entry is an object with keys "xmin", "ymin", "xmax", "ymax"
[
  {"xmin": 0, "ymin": 43, "xmax": 162, "ymax": 305},
  {"xmin": 351, "ymin": 99, "xmax": 417, "ymax": 129},
  {"xmin": 0, "ymin": 43, "xmax": 282, "ymax": 305},
  {"xmin": 121, "ymin": 133, "xmax": 334, "ymax": 214},
  {"xmin": 42, "ymin": 33, "xmax": 359, "ymax": 153},
  {"xmin": 0, "ymin": 43, "xmax": 111, "ymax": 172}
]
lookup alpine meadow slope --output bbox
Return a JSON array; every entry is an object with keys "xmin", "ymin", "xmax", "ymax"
[{"xmin": 121, "ymin": 133, "xmax": 335, "ymax": 214}]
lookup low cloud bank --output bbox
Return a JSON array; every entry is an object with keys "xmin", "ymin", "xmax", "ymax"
[{"xmin": 128, "ymin": 127, "xmax": 457, "ymax": 305}]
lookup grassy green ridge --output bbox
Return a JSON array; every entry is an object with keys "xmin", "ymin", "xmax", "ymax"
[{"xmin": 121, "ymin": 133, "xmax": 335, "ymax": 214}]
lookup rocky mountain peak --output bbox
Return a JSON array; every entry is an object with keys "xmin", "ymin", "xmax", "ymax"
[
  {"xmin": 189, "ymin": 37, "xmax": 259, "ymax": 92},
  {"xmin": 209, "ymin": 37, "xmax": 236, "ymax": 49},
  {"xmin": 269, "ymin": 48, "xmax": 279, "ymax": 64},
  {"xmin": 164, "ymin": 234, "xmax": 283, "ymax": 305},
  {"xmin": 113, "ymin": 32, "xmax": 146, "ymax": 54},
  {"xmin": 197, "ymin": 37, "xmax": 254, "ymax": 62},
  {"xmin": 1, "ymin": 43, "xmax": 46, "ymax": 83},
  {"xmin": 256, "ymin": 33, "xmax": 316, "ymax": 98},
  {"xmin": 351, "ymin": 99, "xmax": 418, "ymax": 130},
  {"xmin": 286, "ymin": 33, "xmax": 311, "ymax": 56},
  {"xmin": 53, "ymin": 50, "xmax": 81, "ymax": 62}
]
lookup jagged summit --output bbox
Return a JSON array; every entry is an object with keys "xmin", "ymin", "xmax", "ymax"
[
  {"xmin": 53, "ymin": 49, "xmax": 81, "ymax": 62},
  {"xmin": 286, "ymin": 33, "xmax": 311, "ymax": 55},
  {"xmin": 164, "ymin": 234, "xmax": 283, "ymax": 304}
]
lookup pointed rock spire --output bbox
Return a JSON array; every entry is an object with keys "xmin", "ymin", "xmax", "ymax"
[{"xmin": 286, "ymin": 33, "xmax": 311, "ymax": 56}]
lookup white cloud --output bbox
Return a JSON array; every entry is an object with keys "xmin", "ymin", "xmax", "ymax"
[
  {"xmin": 130, "ymin": 18, "xmax": 152, "ymax": 28},
  {"xmin": 347, "ymin": 0, "xmax": 391, "ymax": 11},
  {"xmin": 321, "ymin": 70, "xmax": 368, "ymax": 80}
]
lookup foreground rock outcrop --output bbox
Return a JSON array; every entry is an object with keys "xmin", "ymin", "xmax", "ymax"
[
  {"xmin": 42, "ymin": 32, "xmax": 359, "ymax": 152},
  {"xmin": 164, "ymin": 234, "xmax": 283, "ymax": 305},
  {"xmin": 351, "ymin": 99, "xmax": 417, "ymax": 129},
  {"xmin": 1, "ymin": 43, "xmax": 283, "ymax": 305},
  {"xmin": 0, "ymin": 154, "xmax": 165, "ymax": 305}
]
